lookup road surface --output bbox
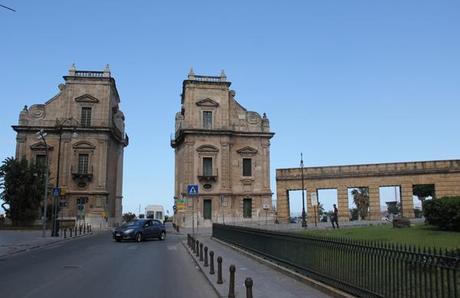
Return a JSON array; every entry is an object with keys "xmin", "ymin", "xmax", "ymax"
[{"xmin": 0, "ymin": 225, "xmax": 216, "ymax": 298}]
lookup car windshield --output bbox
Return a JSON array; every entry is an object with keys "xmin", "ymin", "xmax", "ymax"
[{"xmin": 122, "ymin": 220, "xmax": 143, "ymax": 227}]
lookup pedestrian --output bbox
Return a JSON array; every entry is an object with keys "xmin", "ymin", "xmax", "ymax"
[{"xmin": 331, "ymin": 204, "xmax": 339, "ymax": 229}]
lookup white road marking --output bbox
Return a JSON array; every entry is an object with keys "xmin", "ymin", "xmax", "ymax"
[{"xmin": 167, "ymin": 245, "xmax": 178, "ymax": 251}]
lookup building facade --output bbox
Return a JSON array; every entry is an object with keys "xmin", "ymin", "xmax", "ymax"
[
  {"xmin": 171, "ymin": 70, "xmax": 274, "ymax": 227},
  {"xmin": 12, "ymin": 65, "xmax": 128, "ymax": 227}
]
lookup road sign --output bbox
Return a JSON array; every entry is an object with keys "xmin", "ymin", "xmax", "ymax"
[
  {"xmin": 52, "ymin": 187, "xmax": 61, "ymax": 197},
  {"xmin": 187, "ymin": 184, "xmax": 199, "ymax": 196},
  {"xmin": 311, "ymin": 192, "xmax": 318, "ymax": 206}
]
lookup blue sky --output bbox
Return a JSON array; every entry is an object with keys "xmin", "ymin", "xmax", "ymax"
[{"xmin": 1, "ymin": 1, "xmax": 459, "ymax": 216}]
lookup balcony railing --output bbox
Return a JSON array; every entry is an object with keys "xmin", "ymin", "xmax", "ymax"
[
  {"xmin": 71, "ymin": 166, "xmax": 94, "ymax": 187},
  {"xmin": 198, "ymin": 168, "xmax": 218, "ymax": 182},
  {"xmin": 74, "ymin": 71, "xmax": 104, "ymax": 78}
]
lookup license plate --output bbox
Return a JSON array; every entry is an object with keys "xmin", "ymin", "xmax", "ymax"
[{"xmin": 116, "ymin": 233, "xmax": 121, "ymax": 236}]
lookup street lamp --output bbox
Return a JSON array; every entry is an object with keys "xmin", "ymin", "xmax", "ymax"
[
  {"xmin": 51, "ymin": 117, "xmax": 79, "ymax": 237},
  {"xmin": 36, "ymin": 130, "xmax": 49, "ymax": 238},
  {"xmin": 301, "ymin": 153, "xmax": 307, "ymax": 228}
]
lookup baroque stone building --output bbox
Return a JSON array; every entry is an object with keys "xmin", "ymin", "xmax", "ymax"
[
  {"xmin": 171, "ymin": 70, "xmax": 274, "ymax": 227},
  {"xmin": 12, "ymin": 65, "xmax": 128, "ymax": 227}
]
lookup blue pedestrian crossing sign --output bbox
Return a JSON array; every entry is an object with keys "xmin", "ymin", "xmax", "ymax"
[
  {"xmin": 52, "ymin": 187, "xmax": 61, "ymax": 197},
  {"xmin": 187, "ymin": 184, "xmax": 199, "ymax": 196}
]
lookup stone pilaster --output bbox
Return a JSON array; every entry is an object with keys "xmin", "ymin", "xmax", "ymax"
[
  {"xmin": 276, "ymin": 184, "xmax": 289, "ymax": 223},
  {"xmin": 400, "ymin": 183, "xmax": 415, "ymax": 218},
  {"xmin": 307, "ymin": 188, "xmax": 316, "ymax": 224},
  {"xmin": 337, "ymin": 187, "xmax": 350, "ymax": 222},
  {"xmin": 368, "ymin": 186, "xmax": 380, "ymax": 220}
]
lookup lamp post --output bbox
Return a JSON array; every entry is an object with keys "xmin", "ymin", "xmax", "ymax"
[
  {"xmin": 301, "ymin": 153, "xmax": 307, "ymax": 228},
  {"xmin": 36, "ymin": 130, "xmax": 49, "ymax": 238},
  {"xmin": 51, "ymin": 118, "xmax": 78, "ymax": 237}
]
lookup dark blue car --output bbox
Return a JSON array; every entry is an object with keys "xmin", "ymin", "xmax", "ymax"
[{"xmin": 113, "ymin": 219, "xmax": 166, "ymax": 242}]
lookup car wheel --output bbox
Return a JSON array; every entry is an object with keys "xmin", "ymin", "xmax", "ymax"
[
  {"xmin": 159, "ymin": 231, "xmax": 166, "ymax": 241},
  {"xmin": 115, "ymin": 239, "xmax": 121, "ymax": 242},
  {"xmin": 135, "ymin": 233, "xmax": 143, "ymax": 242}
]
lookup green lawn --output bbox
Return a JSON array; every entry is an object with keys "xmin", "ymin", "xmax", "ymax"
[{"xmin": 299, "ymin": 223, "xmax": 460, "ymax": 250}]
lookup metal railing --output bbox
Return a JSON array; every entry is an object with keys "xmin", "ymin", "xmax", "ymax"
[{"xmin": 213, "ymin": 224, "xmax": 460, "ymax": 298}]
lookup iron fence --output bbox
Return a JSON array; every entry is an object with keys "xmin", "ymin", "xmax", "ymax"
[{"xmin": 213, "ymin": 224, "xmax": 460, "ymax": 298}]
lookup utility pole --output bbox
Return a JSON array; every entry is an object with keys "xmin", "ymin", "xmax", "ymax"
[{"xmin": 301, "ymin": 153, "xmax": 307, "ymax": 228}]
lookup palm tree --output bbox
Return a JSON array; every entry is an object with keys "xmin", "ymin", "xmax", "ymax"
[{"xmin": 351, "ymin": 187, "xmax": 370, "ymax": 220}]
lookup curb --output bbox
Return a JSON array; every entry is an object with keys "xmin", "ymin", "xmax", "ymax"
[
  {"xmin": 0, "ymin": 232, "xmax": 96, "ymax": 259},
  {"xmin": 211, "ymin": 237, "xmax": 355, "ymax": 298},
  {"xmin": 181, "ymin": 240, "xmax": 223, "ymax": 298}
]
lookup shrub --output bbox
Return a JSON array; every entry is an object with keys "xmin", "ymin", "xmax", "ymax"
[{"xmin": 423, "ymin": 196, "xmax": 460, "ymax": 231}]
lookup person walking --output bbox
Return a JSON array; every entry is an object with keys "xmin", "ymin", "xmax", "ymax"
[{"xmin": 331, "ymin": 204, "xmax": 339, "ymax": 229}]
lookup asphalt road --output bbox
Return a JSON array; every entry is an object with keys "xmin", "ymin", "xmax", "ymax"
[{"xmin": 0, "ymin": 225, "xmax": 217, "ymax": 298}]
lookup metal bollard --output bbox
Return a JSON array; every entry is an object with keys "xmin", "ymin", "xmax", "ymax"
[
  {"xmin": 204, "ymin": 246, "xmax": 209, "ymax": 267},
  {"xmin": 228, "ymin": 265, "xmax": 236, "ymax": 298},
  {"xmin": 245, "ymin": 277, "xmax": 253, "ymax": 298},
  {"xmin": 74, "ymin": 226, "xmax": 77, "ymax": 236},
  {"xmin": 217, "ymin": 256, "xmax": 223, "ymax": 284},
  {"xmin": 196, "ymin": 241, "xmax": 200, "ymax": 257},
  {"xmin": 192, "ymin": 238, "xmax": 195, "ymax": 253},
  {"xmin": 209, "ymin": 251, "xmax": 215, "ymax": 275},
  {"xmin": 69, "ymin": 227, "xmax": 73, "ymax": 237},
  {"xmin": 64, "ymin": 228, "xmax": 67, "ymax": 238},
  {"xmin": 199, "ymin": 243, "xmax": 204, "ymax": 262},
  {"xmin": 84, "ymin": 224, "xmax": 86, "ymax": 234},
  {"xmin": 79, "ymin": 225, "xmax": 82, "ymax": 235},
  {"xmin": 177, "ymin": 225, "xmax": 179, "ymax": 233}
]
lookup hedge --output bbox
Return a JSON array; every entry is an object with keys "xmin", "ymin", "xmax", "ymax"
[{"xmin": 423, "ymin": 196, "xmax": 460, "ymax": 231}]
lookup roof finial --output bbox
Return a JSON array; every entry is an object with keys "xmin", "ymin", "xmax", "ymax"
[
  {"xmin": 220, "ymin": 69, "xmax": 227, "ymax": 81},
  {"xmin": 188, "ymin": 67, "xmax": 195, "ymax": 79},
  {"xmin": 69, "ymin": 63, "xmax": 77, "ymax": 76},
  {"xmin": 103, "ymin": 64, "xmax": 111, "ymax": 77}
]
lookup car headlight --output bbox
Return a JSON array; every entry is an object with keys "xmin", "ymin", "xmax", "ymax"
[{"xmin": 124, "ymin": 229, "xmax": 134, "ymax": 234}]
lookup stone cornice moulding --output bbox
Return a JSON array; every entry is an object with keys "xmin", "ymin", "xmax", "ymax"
[
  {"xmin": 236, "ymin": 146, "xmax": 258, "ymax": 155},
  {"xmin": 72, "ymin": 141, "xmax": 96, "ymax": 150},
  {"xmin": 74, "ymin": 94, "xmax": 100, "ymax": 104},
  {"xmin": 195, "ymin": 98, "xmax": 219, "ymax": 107},
  {"xmin": 30, "ymin": 142, "xmax": 54, "ymax": 151},
  {"xmin": 196, "ymin": 144, "xmax": 219, "ymax": 153}
]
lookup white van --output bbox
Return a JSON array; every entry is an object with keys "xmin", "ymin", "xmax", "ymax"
[{"xmin": 145, "ymin": 205, "xmax": 165, "ymax": 223}]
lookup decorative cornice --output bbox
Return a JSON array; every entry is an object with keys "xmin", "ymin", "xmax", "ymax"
[
  {"xmin": 196, "ymin": 144, "xmax": 219, "ymax": 153},
  {"xmin": 74, "ymin": 94, "xmax": 100, "ymax": 103},
  {"xmin": 73, "ymin": 141, "xmax": 96, "ymax": 150},
  {"xmin": 236, "ymin": 146, "xmax": 258, "ymax": 155},
  {"xmin": 196, "ymin": 98, "xmax": 219, "ymax": 107},
  {"xmin": 30, "ymin": 142, "xmax": 54, "ymax": 151}
]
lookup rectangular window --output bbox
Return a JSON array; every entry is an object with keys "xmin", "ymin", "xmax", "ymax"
[
  {"xmin": 203, "ymin": 111, "xmax": 212, "ymax": 129},
  {"xmin": 81, "ymin": 107, "xmax": 92, "ymax": 127},
  {"xmin": 78, "ymin": 154, "xmax": 89, "ymax": 174},
  {"xmin": 203, "ymin": 157, "xmax": 213, "ymax": 176},
  {"xmin": 35, "ymin": 154, "xmax": 46, "ymax": 167},
  {"xmin": 243, "ymin": 198, "xmax": 252, "ymax": 218},
  {"xmin": 243, "ymin": 158, "xmax": 252, "ymax": 176},
  {"xmin": 203, "ymin": 199, "xmax": 212, "ymax": 220}
]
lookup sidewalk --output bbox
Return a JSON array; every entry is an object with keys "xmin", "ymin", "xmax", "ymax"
[
  {"xmin": 184, "ymin": 234, "xmax": 331, "ymax": 298},
  {"xmin": 0, "ymin": 229, "xmax": 95, "ymax": 258}
]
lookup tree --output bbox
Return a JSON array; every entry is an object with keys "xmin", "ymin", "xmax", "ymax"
[
  {"xmin": 122, "ymin": 212, "xmax": 136, "ymax": 223},
  {"xmin": 0, "ymin": 157, "xmax": 45, "ymax": 226},
  {"xmin": 413, "ymin": 184, "xmax": 435, "ymax": 205},
  {"xmin": 351, "ymin": 187, "xmax": 370, "ymax": 220}
]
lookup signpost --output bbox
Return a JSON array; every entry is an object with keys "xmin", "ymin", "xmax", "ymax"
[
  {"xmin": 220, "ymin": 195, "xmax": 225, "ymax": 224},
  {"xmin": 187, "ymin": 184, "xmax": 199, "ymax": 235},
  {"xmin": 311, "ymin": 192, "xmax": 318, "ymax": 227}
]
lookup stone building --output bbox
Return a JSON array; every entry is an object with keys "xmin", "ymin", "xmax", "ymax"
[
  {"xmin": 12, "ymin": 65, "xmax": 128, "ymax": 227},
  {"xmin": 171, "ymin": 70, "xmax": 274, "ymax": 227}
]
